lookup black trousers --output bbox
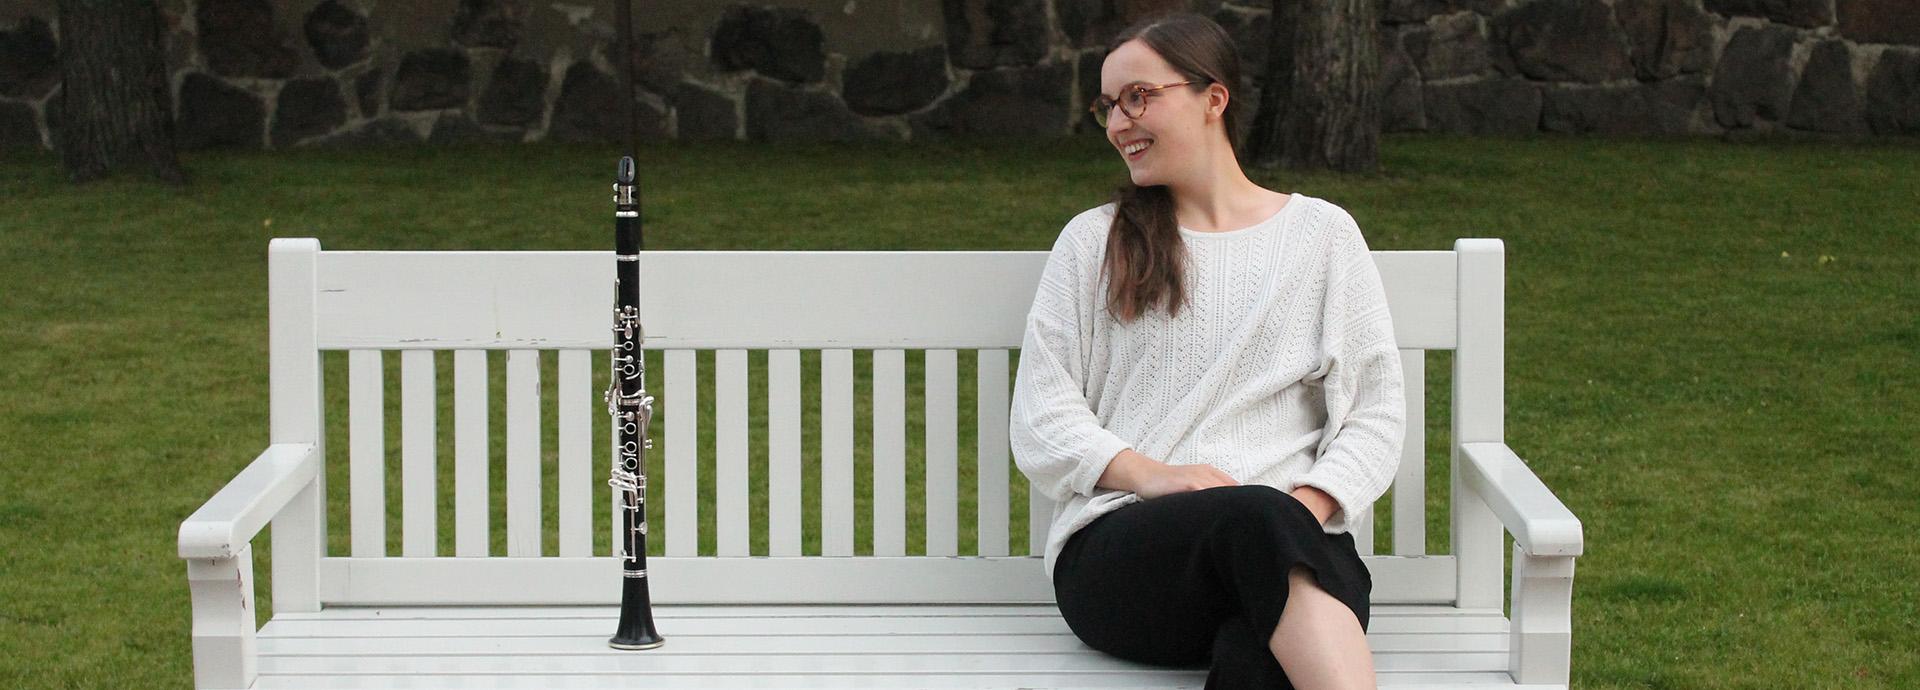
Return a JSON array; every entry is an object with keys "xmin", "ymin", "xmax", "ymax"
[{"xmin": 1052, "ymin": 484, "xmax": 1373, "ymax": 690}]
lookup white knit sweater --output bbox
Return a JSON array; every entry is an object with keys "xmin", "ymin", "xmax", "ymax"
[{"xmin": 1009, "ymin": 193, "xmax": 1406, "ymax": 581}]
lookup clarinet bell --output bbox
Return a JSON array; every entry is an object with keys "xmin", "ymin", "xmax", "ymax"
[
  {"xmin": 608, "ymin": 575, "xmax": 666, "ymax": 650},
  {"xmin": 608, "ymin": 626, "xmax": 665, "ymax": 650}
]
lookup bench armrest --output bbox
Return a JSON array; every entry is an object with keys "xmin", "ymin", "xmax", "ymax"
[
  {"xmin": 1460, "ymin": 441, "xmax": 1581, "ymax": 686},
  {"xmin": 1459, "ymin": 441, "xmax": 1583, "ymax": 557},
  {"xmin": 178, "ymin": 443, "xmax": 320, "ymax": 559}
]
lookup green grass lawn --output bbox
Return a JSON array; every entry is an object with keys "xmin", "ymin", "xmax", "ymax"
[{"xmin": 1, "ymin": 134, "xmax": 1915, "ymax": 689}]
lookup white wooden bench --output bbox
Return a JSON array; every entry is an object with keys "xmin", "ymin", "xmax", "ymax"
[{"xmin": 179, "ymin": 237, "xmax": 1582, "ymax": 689}]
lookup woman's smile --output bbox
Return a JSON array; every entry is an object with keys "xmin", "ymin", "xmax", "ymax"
[{"xmin": 1123, "ymin": 138, "xmax": 1154, "ymax": 161}]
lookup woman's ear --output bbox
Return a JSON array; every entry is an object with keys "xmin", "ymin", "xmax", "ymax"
[{"xmin": 1208, "ymin": 82, "xmax": 1229, "ymax": 119}]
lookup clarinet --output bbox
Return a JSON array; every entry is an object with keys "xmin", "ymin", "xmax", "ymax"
[{"xmin": 606, "ymin": 156, "xmax": 665, "ymax": 650}]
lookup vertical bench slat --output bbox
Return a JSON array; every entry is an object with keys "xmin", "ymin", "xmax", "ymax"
[
  {"xmin": 268, "ymin": 239, "xmax": 323, "ymax": 612},
  {"xmin": 607, "ymin": 356, "xmax": 619, "ymax": 559},
  {"xmin": 872, "ymin": 350, "xmax": 906, "ymax": 557},
  {"xmin": 400, "ymin": 350, "xmax": 436, "ymax": 557},
  {"xmin": 454, "ymin": 350, "xmax": 489, "ymax": 557},
  {"xmin": 349, "ymin": 350, "xmax": 385, "ymax": 558},
  {"xmin": 607, "ymin": 350, "xmax": 622, "ymax": 558},
  {"xmin": 821, "ymin": 349, "xmax": 854, "ymax": 557},
  {"xmin": 768, "ymin": 350, "xmax": 802, "ymax": 557},
  {"xmin": 607, "ymin": 377, "xmax": 617, "ymax": 558},
  {"xmin": 1355, "ymin": 498, "xmax": 1375, "ymax": 556},
  {"xmin": 1454, "ymin": 239, "xmax": 1507, "ymax": 608},
  {"xmin": 665, "ymin": 350, "xmax": 698, "ymax": 557},
  {"xmin": 1029, "ymin": 481, "xmax": 1052, "ymax": 557},
  {"xmin": 1021, "ymin": 341, "xmax": 1052, "ymax": 557},
  {"xmin": 925, "ymin": 349, "xmax": 958, "ymax": 557},
  {"xmin": 1395, "ymin": 349, "xmax": 1427, "ymax": 556},
  {"xmin": 558, "ymin": 350, "xmax": 591, "ymax": 557},
  {"xmin": 975, "ymin": 349, "xmax": 1010, "ymax": 557},
  {"xmin": 716, "ymin": 349, "xmax": 749, "ymax": 557},
  {"xmin": 1014, "ymin": 346, "xmax": 1054, "ymax": 557},
  {"xmin": 507, "ymin": 350, "xmax": 542, "ymax": 557}
]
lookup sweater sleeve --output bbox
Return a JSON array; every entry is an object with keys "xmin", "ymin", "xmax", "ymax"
[
  {"xmin": 1009, "ymin": 221, "xmax": 1135, "ymax": 504},
  {"xmin": 1284, "ymin": 209, "xmax": 1406, "ymax": 534}
]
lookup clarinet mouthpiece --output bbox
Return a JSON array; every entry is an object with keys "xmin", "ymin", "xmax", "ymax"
[{"xmin": 617, "ymin": 156, "xmax": 636, "ymax": 185}]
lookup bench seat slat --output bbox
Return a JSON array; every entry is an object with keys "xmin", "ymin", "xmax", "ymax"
[
  {"xmin": 263, "ymin": 614, "xmax": 1078, "ymax": 637},
  {"xmin": 256, "ymin": 673, "xmax": 1555, "ymax": 690},
  {"xmin": 273, "ymin": 603, "xmax": 1505, "ymax": 620},
  {"xmin": 255, "ymin": 672, "xmax": 1204, "ymax": 689},
  {"xmin": 257, "ymin": 652, "xmax": 1512, "ymax": 674},
  {"xmin": 248, "ymin": 605, "xmax": 1539, "ymax": 688},
  {"xmin": 259, "ymin": 614, "xmax": 1508, "ymax": 638},
  {"xmin": 261, "ymin": 635, "xmax": 1166, "ymax": 655},
  {"xmin": 260, "ymin": 631, "xmax": 1515, "ymax": 655}
]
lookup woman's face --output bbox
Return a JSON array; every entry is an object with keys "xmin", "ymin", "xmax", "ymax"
[{"xmin": 1099, "ymin": 39, "xmax": 1217, "ymax": 187}]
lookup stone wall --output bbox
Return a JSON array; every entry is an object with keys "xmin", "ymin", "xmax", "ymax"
[{"xmin": 2, "ymin": 0, "xmax": 1916, "ymax": 151}]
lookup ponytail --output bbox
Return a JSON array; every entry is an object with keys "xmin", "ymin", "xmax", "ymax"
[{"xmin": 1102, "ymin": 183, "xmax": 1187, "ymax": 322}]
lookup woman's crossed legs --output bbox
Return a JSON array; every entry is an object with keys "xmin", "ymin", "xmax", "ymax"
[{"xmin": 1053, "ymin": 484, "xmax": 1376, "ymax": 689}]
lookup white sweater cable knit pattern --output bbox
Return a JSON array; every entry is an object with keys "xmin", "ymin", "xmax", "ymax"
[{"xmin": 1009, "ymin": 194, "xmax": 1406, "ymax": 582}]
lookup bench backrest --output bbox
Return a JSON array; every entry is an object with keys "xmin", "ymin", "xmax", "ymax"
[{"xmin": 265, "ymin": 238, "xmax": 1509, "ymax": 609}]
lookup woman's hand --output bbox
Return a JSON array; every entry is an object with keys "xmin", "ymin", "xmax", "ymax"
[
  {"xmin": 1094, "ymin": 449, "xmax": 1239, "ymax": 501},
  {"xmin": 1288, "ymin": 485, "xmax": 1339, "ymax": 526},
  {"xmin": 1134, "ymin": 462, "xmax": 1240, "ymax": 501}
]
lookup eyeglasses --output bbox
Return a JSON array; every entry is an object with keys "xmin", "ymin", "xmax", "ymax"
[{"xmin": 1089, "ymin": 79, "xmax": 1209, "ymax": 128}]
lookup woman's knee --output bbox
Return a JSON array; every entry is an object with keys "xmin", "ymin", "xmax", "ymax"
[
  {"xmin": 1201, "ymin": 483, "xmax": 1286, "ymax": 513},
  {"xmin": 1200, "ymin": 484, "xmax": 1308, "ymax": 535}
]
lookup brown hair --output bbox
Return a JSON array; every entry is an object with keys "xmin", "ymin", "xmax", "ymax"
[{"xmin": 1100, "ymin": 13, "xmax": 1247, "ymax": 323}]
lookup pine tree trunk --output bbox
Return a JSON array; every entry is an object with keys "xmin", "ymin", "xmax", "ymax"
[
  {"xmin": 56, "ymin": 0, "xmax": 186, "ymax": 184},
  {"xmin": 1248, "ymin": 0, "xmax": 1379, "ymax": 173}
]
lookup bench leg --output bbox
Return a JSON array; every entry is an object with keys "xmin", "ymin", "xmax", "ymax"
[
  {"xmin": 187, "ymin": 545, "xmax": 258, "ymax": 690},
  {"xmin": 1509, "ymin": 544, "xmax": 1575, "ymax": 686}
]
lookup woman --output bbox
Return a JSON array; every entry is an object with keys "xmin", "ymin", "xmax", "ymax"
[{"xmin": 1007, "ymin": 12, "xmax": 1405, "ymax": 690}]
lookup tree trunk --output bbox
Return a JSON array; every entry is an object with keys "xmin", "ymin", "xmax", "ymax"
[
  {"xmin": 1248, "ymin": 0, "xmax": 1379, "ymax": 173},
  {"xmin": 56, "ymin": 0, "xmax": 186, "ymax": 184}
]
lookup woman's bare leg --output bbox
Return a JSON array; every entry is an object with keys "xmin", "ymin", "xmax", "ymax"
[{"xmin": 1268, "ymin": 565, "xmax": 1377, "ymax": 689}]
